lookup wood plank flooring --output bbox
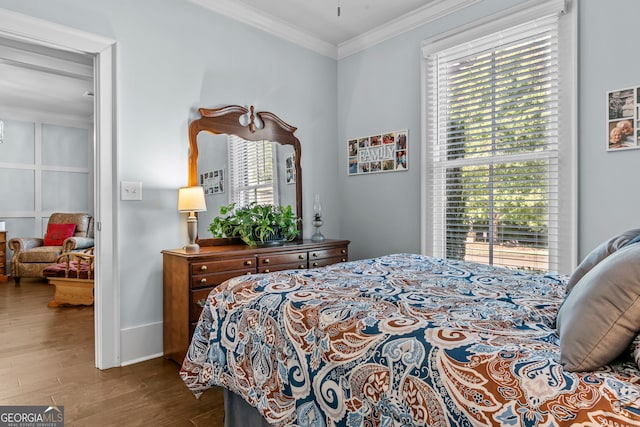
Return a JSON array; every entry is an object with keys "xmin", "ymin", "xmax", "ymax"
[{"xmin": 0, "ymin": 278, "xmax": 224, "ymax": 426}]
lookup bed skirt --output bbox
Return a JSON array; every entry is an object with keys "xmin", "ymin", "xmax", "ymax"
[{"xmin": 224, "ymin": 389, "xmax": 270, "ymax": 427}]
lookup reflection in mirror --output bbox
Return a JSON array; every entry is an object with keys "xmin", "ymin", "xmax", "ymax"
[{"xmin": 196, "ymin": 133, "xmax": 296, "ymax": 238}]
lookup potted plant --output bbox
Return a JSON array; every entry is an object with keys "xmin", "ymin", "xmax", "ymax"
[{"xmin": 208, "ymin": 202, "xmax": 301, "ymax": 246}]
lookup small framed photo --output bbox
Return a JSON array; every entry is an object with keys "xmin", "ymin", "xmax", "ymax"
[
  {"xmin": 607, "ymin": 87, "xmax": 640, "ymax": 151},
  {"xmin": 285, "ymin": 153, "xmax": 296, "ymax": 184}
]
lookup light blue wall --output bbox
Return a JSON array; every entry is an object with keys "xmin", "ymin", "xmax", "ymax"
[
  {"xmin": 0, "ymin": 119, "xmax": 91, "ymax": 244},
  {"xmin": 0, "ymin": 0, "xmax": 338, "ymax": 350},
  {"xmin": 577, "ymin": 0, "xmax": 640, "ymax": 256},
  {"xmin": 337, "ymin": 0, "xmax": 527, "ymax": 261}
]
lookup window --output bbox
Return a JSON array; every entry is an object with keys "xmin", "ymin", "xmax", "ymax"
[
  {"xmin": 228, "ymin": 135, "xmax": 279, "ymax": 207},
  {"xmin": 421, "ymin": 1, "xmax": 576, "ymax": 273}
]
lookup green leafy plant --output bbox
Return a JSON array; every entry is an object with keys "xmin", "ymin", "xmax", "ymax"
[{"xmin": 208, "ymin": 202, "xmax": 300, "ymax": 246}]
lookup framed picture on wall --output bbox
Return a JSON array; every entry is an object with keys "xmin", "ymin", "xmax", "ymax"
[
  {"xmin": 607, "ymin": 87, "xmax": 640, "ymax": 151},
  {"xmin": 347, "ymin": 129, "xmax": 408, "ymax": 176}
]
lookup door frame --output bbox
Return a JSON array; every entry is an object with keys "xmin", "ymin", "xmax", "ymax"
[{"xmin": 0, "ymin": 8, "xmax": 119, "ymax": 369}]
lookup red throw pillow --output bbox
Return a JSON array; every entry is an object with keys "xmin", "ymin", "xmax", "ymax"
[{"xmin": 43, "ymin": 223, "xmax": 77, "ymax": 246}]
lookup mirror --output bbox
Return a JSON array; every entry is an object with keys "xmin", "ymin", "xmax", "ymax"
[{"xmin": 188, "ymin": 105, "xmax": 302, "ymax": 244}]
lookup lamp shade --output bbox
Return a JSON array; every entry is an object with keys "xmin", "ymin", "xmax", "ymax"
[{"xmin": 178, "ymin": 186, "xmax": 206, "ymax": 212}]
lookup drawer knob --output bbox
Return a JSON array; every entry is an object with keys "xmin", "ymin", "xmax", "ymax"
[
  {"xmin": 312, "ymin": 252, "xmax": 319, "ymax": 257},
  {"xmin": 245, "ymin": 272, "xmax": 252, "ymax": 275},
  {"xmin": 197, "ymin": 299, "xmax": 207, "ymax": 308},
  {"xmin": 200, "ymin": 278, "xmax": 207, "ymax": 284},
  {"xmin": 312, "ymin": 262, "xmax": 319, "ymax": 267},
  {"xmin": 200, "ymin": 265, "xmax": 207, "ymax": 271},
  {"xmin": 245, "ymin": 260, "xmax": 252, "ymax": 266},
  {"xmin": 299, "ymin": 264, "xmax": 305, "ymax": 269},
  {"xmin": 341, "ymin": 249, "xmax": 346, "ymax": 254},
  {"xmin": 263, "ymin": 259, "xmax": 270, "ymax": 264},
  {"xmin": 264, "ymin": 269, "xmax": 270, "ymax": 273},
  {"xmin": 341, "ymin": 258, "xmax": 346, "ymax": 262},
  {"xmin": 298, "ymin": 254, "xmax": 305, "ymax": 260}
]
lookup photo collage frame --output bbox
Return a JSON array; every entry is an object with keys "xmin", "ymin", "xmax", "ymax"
[{"xmin": 348, "ymin": 129, "xmax": 408, "ymax": 176}]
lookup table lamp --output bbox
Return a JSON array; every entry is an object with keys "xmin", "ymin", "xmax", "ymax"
[{"xmin": 178, "ymin": 186, "xmax": 206, "ymax": 252}]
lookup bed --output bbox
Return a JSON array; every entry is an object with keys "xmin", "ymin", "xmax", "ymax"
[{"xmin": 180, "ymin": 252, "xmax": 640, "ymax": 426}]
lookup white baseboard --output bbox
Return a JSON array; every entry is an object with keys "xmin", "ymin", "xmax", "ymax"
[{"xmin": 120, "ymin": 321, "xmax": 164, "ymax": 366}]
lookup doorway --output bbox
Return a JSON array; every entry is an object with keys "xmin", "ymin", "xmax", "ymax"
[{"xmin": 0, "ymin": 8, "xmax": 118, "ymax": 369}]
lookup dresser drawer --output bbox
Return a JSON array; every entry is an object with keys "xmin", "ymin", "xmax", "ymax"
[
  {"xmin": 257, "ymin": 252, "xmax": 307, "ymax": 267},
  {"xmin": 192, "ymin": 269, "xmax": 254, "ymax": 289},
  {"xmin": 191, "ymin": 257, "xmax": 255, "ymax": 275},
  {"xmin": 309, "ymin": 247, "xmax": 348, "ymax": 261},
  {"xmin": 258, "ymin": 262, "xmax": 307, "ymax": 274},
  {"xmin": 309, "ymin": 255, "xmax": 348, "ymax": 269},
  {"xmin": 191, "ymin": 286, "xmax": 216, "ymax": 322}
]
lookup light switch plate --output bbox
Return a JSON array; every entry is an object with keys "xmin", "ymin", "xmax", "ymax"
[{"xmin": 121, "ymin": 181, "xmax": 142, "ymax": 201}]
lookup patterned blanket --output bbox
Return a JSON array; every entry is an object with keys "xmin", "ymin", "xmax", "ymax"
[{"xmin": 180, "ymin": 253, "xmax": 640, "ymax": 426}]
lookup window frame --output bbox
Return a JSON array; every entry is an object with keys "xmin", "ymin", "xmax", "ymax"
[{"xmin": 420, "ymin": 0, "xmax": 577, "ymax": 274}]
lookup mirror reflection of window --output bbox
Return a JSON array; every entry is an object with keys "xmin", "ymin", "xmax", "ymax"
[{"xmin": 228, "ymin": 135, "xmax": 279, "ymax": 207}]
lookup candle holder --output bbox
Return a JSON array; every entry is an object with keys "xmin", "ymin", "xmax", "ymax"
[{"xmin": 311, "ymin": 194, "xmax": 325, "ymax": 242}]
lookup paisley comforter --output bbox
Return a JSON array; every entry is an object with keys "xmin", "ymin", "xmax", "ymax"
[{"xmin": 180, "ymin": 253, "xmax": 640, "ymax": 426}]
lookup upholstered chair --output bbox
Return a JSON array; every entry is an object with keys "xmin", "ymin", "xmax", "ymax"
[{"xmin": 8, "ymin": 213, "xmax": 94, "ymax": 284}]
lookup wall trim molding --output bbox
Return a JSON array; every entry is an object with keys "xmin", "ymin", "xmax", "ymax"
[
  {"xmin": 338, "ymin": 0, "xmax": 481, "ymax": 59},
  {"xmin": 189, "ymin": 0, "xmax": 337, "ymax": 58},
  {"xmin": 0, "ymin": 105, "xmax": 92, "ymax": 128},
  {"xmin": 119, "ymin": 322, "xmax": 164, "ymax": 366}
]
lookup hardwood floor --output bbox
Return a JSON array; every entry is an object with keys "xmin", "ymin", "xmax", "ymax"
[{"xmin": 0, "ymin": 278, "xmax": 224, "ymax": 426}]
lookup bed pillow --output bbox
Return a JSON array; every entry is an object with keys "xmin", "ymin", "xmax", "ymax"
[
  {"xmin": 43, "ymin": 223, "xmax": 77, "ymax": 246},
  {"xmin": 565, "ymin": 228, "xmax": 640, "ymax": 294},
  {"xmin": 556, "ymin": 242, "xmax": 640, "ymax": 372}
]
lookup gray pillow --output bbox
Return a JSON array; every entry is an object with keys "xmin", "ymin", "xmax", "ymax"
[
  {"xmin": 566, "ymin": 228, "xmax": 640, "ymax": 294},
  {"xmin": 556, "ymin": 243, "xmax": 640, "ymax": 372}
]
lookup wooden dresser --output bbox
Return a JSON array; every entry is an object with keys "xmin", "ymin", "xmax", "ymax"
[
  {"xmin": 162, "ymin": 238, "xmax": 349, "ymax": 363},
  {"xmin": 0, "ymin": 231, "xmax": 7, "ymax": 282}
]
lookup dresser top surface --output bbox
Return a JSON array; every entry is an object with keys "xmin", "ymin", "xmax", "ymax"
[{"xmin": 162, "ymin": 239, "xmax": 349, "ymax": 259}]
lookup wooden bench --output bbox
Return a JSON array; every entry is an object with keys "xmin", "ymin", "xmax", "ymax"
[{"xmin": 42, "ymin": 249, "xmax": 94, "ymax": 307}]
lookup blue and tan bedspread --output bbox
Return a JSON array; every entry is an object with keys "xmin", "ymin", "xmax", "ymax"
[{"xmin": 180, "ymin": 253, "xmax": 640, "ymax": 426}]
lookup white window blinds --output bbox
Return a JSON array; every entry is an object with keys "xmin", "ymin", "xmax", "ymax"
[
  {"xmin": 228, "ymin": 136, "xmax": 278, "ymax": 207},
  {"xmin": 423, "ymin": 10, "xmax": 575, "ymax": 273}
]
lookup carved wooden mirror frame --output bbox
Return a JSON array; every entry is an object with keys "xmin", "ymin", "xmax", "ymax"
[{"xmin": 188, "ymin": 105, "xmax": 303, "ymax": 243}]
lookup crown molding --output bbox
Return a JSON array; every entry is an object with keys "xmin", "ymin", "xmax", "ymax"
[
  {"xmin": 189, "ymin": 0, "xmax": 480, "ymax": 60},
  {"xmin": 338, "ymin": 0, "xmax": 481, "ymax": 59},
  {"xmin": 188, "ymin": 0, "xmax": 338, "ymax": 59}
]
